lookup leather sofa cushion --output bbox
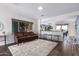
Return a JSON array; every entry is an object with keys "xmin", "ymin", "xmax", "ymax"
[
  {"xmin": 15, "ymin": 32, "xmax": 23, "ymax": 37},
  {"xmin": 28, "ymin": 32, "xmax": 34, "ymax": 35},
  {"xmin": 23, "ymin": 32, "xmax": 28, "ymax": 36}
]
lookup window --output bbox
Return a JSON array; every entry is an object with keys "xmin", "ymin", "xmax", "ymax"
[
  {"xmin": 56, "ymin": 24, "xmax": 68, "ymax": 31},
  {"xmin": 56, "ymin": 25, "xmax": 61, "ymax": 31},
  {"xmin": 12, "ymin": 19, "xmax": 33, "ymax": 32},
  {"xmin": 62, "ymin": 25, "xmax": 68, "ymax": 31},
  {"xmin": 40, "ymin": 24, "xmax": 53, "ymax": 31}
]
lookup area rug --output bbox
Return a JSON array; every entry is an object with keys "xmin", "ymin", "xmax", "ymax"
[{"xmin": 8, "ymin": 39, "xmax": 58, "ymax": 56}]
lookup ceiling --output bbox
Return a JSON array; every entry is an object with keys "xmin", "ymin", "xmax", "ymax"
[{"xmin": 3, "ymin": 3, "xmax": 79, "ymax": 19}]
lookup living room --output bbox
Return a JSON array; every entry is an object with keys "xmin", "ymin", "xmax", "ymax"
[{"xmin": 0, "ymin": 3, "xmax": 79, "ymax": 56}]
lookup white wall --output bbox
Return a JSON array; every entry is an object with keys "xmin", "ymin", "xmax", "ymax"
[
  {"xmin": 68, "ymin": 18, "xmax": 76, "ymax": 36},
  {"xmin": 0, "ymin": 4, "xmax": 38, "ymax": 45},
  {"xmin": 75, "ymin": 16, "xmax": 79, "ymax": 42}
]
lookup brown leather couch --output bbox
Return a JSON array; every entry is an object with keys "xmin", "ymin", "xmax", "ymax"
[{"xmin": 14, "ymin": 32, "xmax": 38, "ymax": 44}]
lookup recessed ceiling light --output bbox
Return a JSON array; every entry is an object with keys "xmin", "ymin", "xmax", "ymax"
[{"xmin": 38, "ymin": 6, "xmax": 43, "ymax": 11}]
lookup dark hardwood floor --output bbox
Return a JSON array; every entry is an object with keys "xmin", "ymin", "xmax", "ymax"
[
  {"xmin": 0, "ymin": 36, "xmax": 79, "ymax": 56},
  {"xmin": 48, "ymin": 36, "xmax": 79, "ymax": 56},
  {"xmin": 0, "ymin": 46, "xmax": 12, "ymax": 56}
]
